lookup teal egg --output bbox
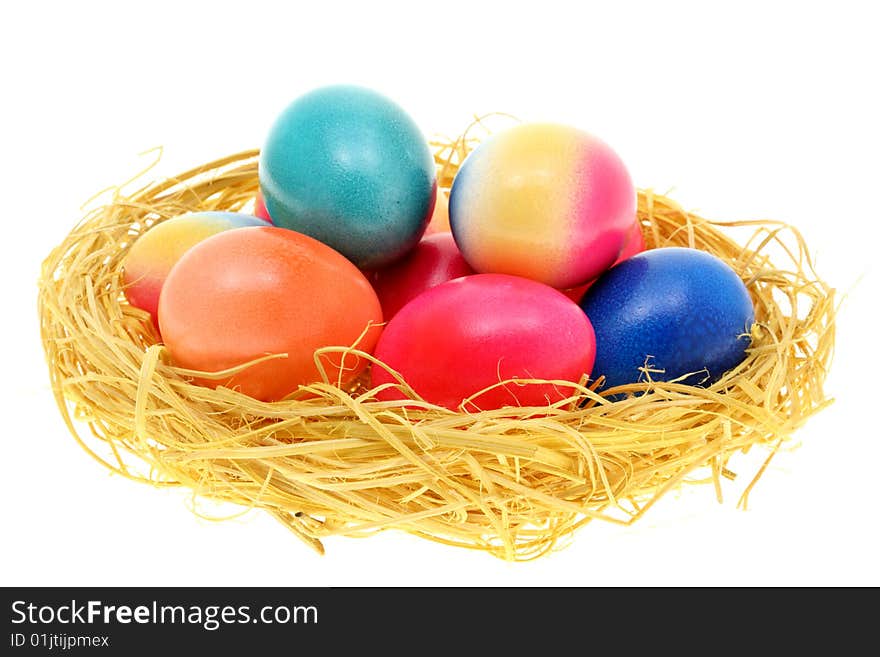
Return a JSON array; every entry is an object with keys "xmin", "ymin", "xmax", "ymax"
[{"xmin": 259, "ymin": 85, "xmax": 436, "ymax": 270}]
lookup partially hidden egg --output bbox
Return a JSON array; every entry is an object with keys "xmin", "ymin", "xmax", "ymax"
[
  {"xmin": 424, "ymin": 190, "xmax": 450, "ymax": 234},
  {"xmin": 614, "ymin": 217, "xmax": 647, "ymax": 266},
  {"xmin": 371, "ymin": 274, "xmax": 596, "ymax": 410},
  {"xmin": 449, "ymin": 123, "xmax": 636, "ymax": 289},
  {"xmin": 563, "ymin": 217, "xmax": 646, "ymax": 302},
  {"xmin": 370, "ymin": 232, "xmax": 475, "ymax": 320},
  {"xmin": 122, "ymin": 211, "xmax": 269, "ymax": 330},
  {"xmin": 259, "ymin": 85, "xmax": 437, "ymax": 270},
  {"xmin": 579, "ymin": 247, "xmax": 755, "ymax": 392},
  {"xmin": 158, "ymin": 226, "xmax": 383, "ymax": 402},
  {"xmin": 253, "ymin": 189, "xmax": 272, "ymax": 222}
]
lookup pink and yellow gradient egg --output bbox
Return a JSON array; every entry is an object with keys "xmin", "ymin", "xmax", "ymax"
[
  {"xmin": 449, "ymin": 123, "xmax": 637, "ymax": 289},
  {"xmin": 122, "ymin": 211, "xmax": 269, "ymax": 330}
]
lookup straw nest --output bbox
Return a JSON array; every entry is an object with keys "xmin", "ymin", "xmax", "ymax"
[{"xmin": 38, "ymin": 119, "xmax": 835, "ymax": 561}]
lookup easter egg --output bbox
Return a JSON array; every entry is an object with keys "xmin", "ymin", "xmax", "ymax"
[
  {"xmin": 259, "ymin": 85, "xmax": 437, "ymax": 270},
  {"xmin": 371, "ymin": 274, "xmax": 596, "ymax": 410},
  {"xmin": 563, "ymin": 218, "xmax": 646, "ymax": 302},
  {"xmin": 424, "ymin": 190, "xmax": 450, "ymax": 234},
  {"xmin": 579, "ymin": 247, "xmax": 755, "ymax": 392},
  {"xmin": 253, "ymin": 189, "xmax": 272, "ymax": 222},
  {"xmin": 619, "ymin": 217, "xmax": 647, "ymax": 261},
  {"xmin": 370, "ymin": 232, "xmax": 475, "ymax": 320},
  {"xmin": 158, "ymin": 226, "xmax": 383, "ymax": 402},
  {"xmin": 449, "ymin": 123, "xmax": 636, "ymax": 289},
  {"xmin": 122, "ymin": 211, "xmax": 269, "ymax": 330}
]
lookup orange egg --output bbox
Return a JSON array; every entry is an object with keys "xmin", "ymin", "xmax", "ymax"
[
  {"xmin": 158, "ymin": 226, "xmax": 383, "ymax": 401},
  {"xmin": 424, "ymin": 190, "xmax": 450, "ymax": 234}
]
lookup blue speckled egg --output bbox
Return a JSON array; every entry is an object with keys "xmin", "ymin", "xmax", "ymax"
[
  {"xmin": 259, "ymin": 85, "xmax": 437, "ymax": 270},
  {"xmin": 579, "ymin": 247, "xmax": 755, "ymax": 391}
]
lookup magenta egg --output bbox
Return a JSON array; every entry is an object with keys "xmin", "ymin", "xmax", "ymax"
[
  {"xmin": 371, "ymin": 232, "xmax": 475, "ymax": 320},
  {"xmin": 619, "ymin": 218, "xmax": 646, "ymax": 261},
  {"xmin": 253, "ymin": 190, "xmax": 273, "ymax": 223},
  {"xmin": 449, "ymin": 123, "xmax": 636, "ymax": 289},
  {"xmin": 371, "ymin": 273, "xmax": 596, "ymax": 410}
]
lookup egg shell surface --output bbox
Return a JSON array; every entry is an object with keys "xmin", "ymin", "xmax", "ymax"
[
  {"xmin": 122, "ymin": 211, "xmax": 269, "ymax": 329},
  {"xmin": 158, "ymin": 226, "xmax": 383, "ymax": 402},
  {"xmin": 370, "ymin": 232, "xmax": 475, "ymax": 320},
  {"xmin": 619, "ymin": 217, "xmax": 647, "ymax": 261},
  {"xmin": 259, "ymin": 85, "xmax": 436, "ymax": 270},
  {"xmin": 253, "ymin": 189, "xmax": 272, "ymax": 222},
  {"xmin": 424, "ymin": 190, "xmax": 450, "ymax": 234},
  {"xmin": 449, "ymin": 123, "xmax": 636, "ymax": 289},
  {"xmin": 371, "ymin": 273, "xmax": 596, "ymax": 410},
  {"xmin": 563, "ymin": 217, "xmax": 646, "ymax": 302},
  {"xmin": 579, "ymin": 247, "xmax": 755, "ymax": 391}
]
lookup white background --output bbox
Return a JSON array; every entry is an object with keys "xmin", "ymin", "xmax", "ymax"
[{"xmin": 2, "ymin": 0, "xmax": 878, "ymax": 586}]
